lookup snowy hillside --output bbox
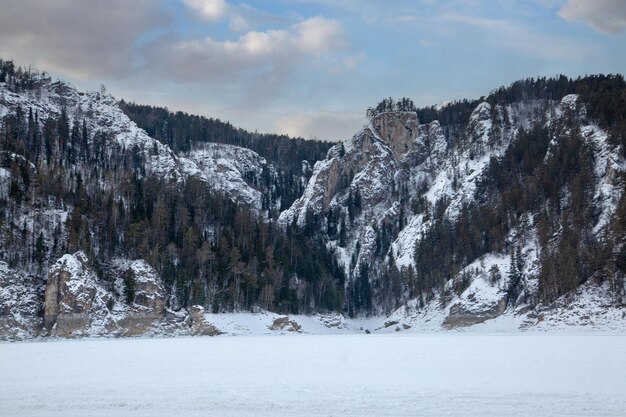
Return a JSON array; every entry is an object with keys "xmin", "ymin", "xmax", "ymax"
[
  {"xmin": 279, "ymin": 82, "xmax": 626, "ymax": 324},
  {"xmin": 0, "ymin": 75, "xmax": 268, "ymax": 204},
  {"xmin": 184, "ymin": 143, "xmax": 270, "ymax": 208},
  {"xmin": 0, "ymin": 69, "xmax": 625, "ymax": 340}
]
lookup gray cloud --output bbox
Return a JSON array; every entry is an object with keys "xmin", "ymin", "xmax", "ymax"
[
  {"xmin": 227, "ymin": 4, "xmax": 296, "ymax": 33},
  {"xmin": 142, "ymin": 17, "xmax": 348, "ymax": 82},
  {"xmin": 183, "ymin": 0, "xmax": 294, "ymax": 32},
  {"xmin": 559, "ymin": 0, "xmax": 626, "ymax": 34},
  {"xmin": 442, "ymin": 13, "xmax": 595, "ymax": 59},
  {"xmin": 274, "ymin": 111, "xmax": 365, "ymax": 141},
  {"xmin": 0, "ymin": 0, "xmax": 169, "ymax": 79}
]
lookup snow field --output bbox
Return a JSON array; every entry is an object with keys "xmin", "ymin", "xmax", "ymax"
[{"xmin": 1, "ymin": 333, "xmax": 625, "ymax": 417}]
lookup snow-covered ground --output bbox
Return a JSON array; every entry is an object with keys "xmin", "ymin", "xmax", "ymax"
[{"xmin": 2, "ymin": 334, "xmax": 625, "ymax": 417}]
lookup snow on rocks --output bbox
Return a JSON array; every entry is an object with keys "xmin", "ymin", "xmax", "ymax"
[
  {"xmin": 442, "ymin": 254, "xmax": 510, "ymax": 329},
  {"xmin": 370, "ymin": 111, "xmax": 420, "ymax": 159},
  {"xmin": 0, "ymin": 262, "xmax": 45, "ymax": 341},
  {"xmin": 40, "ymin": 253, "xmax": 170, "ymax": 338},
  {"xmin": 189, "ymin": 305, "xmax": 223, "ymax": 336},
  {"xmin": 468, "ymin": 101, "xmax": 492, "ymax": 145},
  {"xmin": 183, "ymin": 143, "xmax": 267, "ymax": 209},
  {"xmin": 581, "ymin": 124, "xmax": 625, "ymax": 234},
  {"xmin": 110, "ymin": 259, "xmax": 168, "ymax": 337},
  {"xmin": 545, "ymin": 94, "xmax": 625, "ymax": 236},
  {"xmin": 279, "ymin": 124, "xmax": 397, "ymax": 228},
  {"xmin": 44, "ymin": 252, "xmax": 116, "ymax": 337},
  {"xmin": 0, "ymin": 78, "xmax": 267, "ymax": 207},
  {"xmin": 268, "ymin": 316, "xmax": 302, "ymax": 332}
]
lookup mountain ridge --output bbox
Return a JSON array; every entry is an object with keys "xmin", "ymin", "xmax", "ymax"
[{"xmin": 0, "ymin": 60, "xmax": 624, "ymax": 339}]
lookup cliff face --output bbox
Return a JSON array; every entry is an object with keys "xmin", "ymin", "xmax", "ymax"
[
  {"xmin": 40, "ymin": 253, "xmax": 170, "ymax": 337},
  {"xmin": 0, "ymin": 263, "xmax": 44, "ymax": 339},
  {"xmin": 371, "ymin": 111, "xmax": 420, "ymax": 160}
]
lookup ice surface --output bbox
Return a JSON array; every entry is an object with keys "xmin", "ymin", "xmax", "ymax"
[{"xmin": 1, "ymin": 334, "xmax": 625, "ymax": 417}]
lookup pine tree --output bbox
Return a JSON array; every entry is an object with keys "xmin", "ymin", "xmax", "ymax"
[{"xmin": 123, "ymin": 269, "xmax": 137, "ymax": 305}]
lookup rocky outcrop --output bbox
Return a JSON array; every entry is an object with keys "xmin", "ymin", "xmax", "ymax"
[
  {"xmin": 279, "ymin": 123, "xmax": 399, "ymax": 228},
  {"xmin": 0, "ymin": 263, "xmax": 45, "ymax": 340},
  {"xmin": 443, "ymin": 297, "xmax": 508, "ymax": 329},
  {"xmin": 280, "ymin": 112, "xmax": 426, "ymax": 226},
  {"xmin": 44, "ymin": 252, "xmax": 114, "ymax": 337},
  {"xmin": 371, "ymin": 111, "xmax": 419, "ymax": 160},
  {"xmin": 40, "ymin": 253, "xmax": 170, "ymax": 338},
  {"xmin": 189, "ymin": 305, "xmax": 223, "ymax": 336},
  {"xmin": 407, "ymin": 120, "xmax": 448, "ymax": 167},
  {"xmin": 278, "ymin": 112, "xmax": 430, "ymax": 311},
  {"xmin": 269, "ymin": 316, "xmax": 302, "ymax": 332},
  {"xmin": 184, "ymin": 143, "xmax": 270, "ymax": 210},
  {"xmin": 436, "ymin": 256, "xmax": 512, "ymax": 329},
  {"xmin": 113, "ymin": 259, "xmax": 168, "ymax": 336}
]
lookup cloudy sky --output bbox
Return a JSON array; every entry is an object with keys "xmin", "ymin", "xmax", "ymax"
[{"xmin": 1, "ymin": 0, "xmax": 625, "ymax": 141}]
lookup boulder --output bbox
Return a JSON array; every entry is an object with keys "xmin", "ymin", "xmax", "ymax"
[
  {"xmin": 269, "ymin": 316, "xmax": 302, "ymax": 332},
  {"xmin": 189, "ymin": 305, "xmax": 222, "ymax": 336},
  {"xmin": 443, "ymin": 297, "xmax": 508, "ymax": 329}
]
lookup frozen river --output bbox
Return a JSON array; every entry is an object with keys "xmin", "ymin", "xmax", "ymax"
[{"xmin": 1, "ymin": 333, "xmax": 625, "ymax": 416}]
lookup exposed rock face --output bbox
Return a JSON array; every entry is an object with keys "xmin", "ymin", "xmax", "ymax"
[
  {"xmin": 189, "ymin": 305, "xmax": 223, "ymax": 336},
  {"xmin": 113, "ymin": 259, "xmax": 168, "ymax": 336},
  {"xmin": 0, "ymin": 263, "xmax": 45, "ymax": 340},
  {"xmin": 278, "ymin": 112, "xmax": 426, "ymax": 311},
  {"xmin": 269, "ymin": 316, "xmax": 302, "ymax": 332},
  {"xmin": 280, "ymin": 94, "xmax": 625, "ymax": 318},
  {"xmin": 280, "ymin": 131, "xmax": 394, "ymax": 228},
  {"xmin": 114, "ymin": 259, "xmax": 166, "ymax": 315},
  {"xmin": 41, "ymin": 253, "xmax": 170, "ymax": 338},
  {"xmin": 184, "ymin": 143, "xmax": 271, "ymax": 209},
  {"xmin": 280, "ymin": 113, "xmax": 410, "ymax": 229},
  {"xmin": 1, "ymin": 249, "xmax": 227, "ymax": 340},
  {"xmin": 443, "ymin": 297, "xmax": 508, "ymax": 329},
  {"xmin": 407, "ymin": 120, "xmax": 448, "ymax": 167},
  {"xmin": 44, "ymin": 252, "xmax": 114, "ymax": 337},
  {"xmin": 371, "ymin": 111, "xmax": 419, "ymax": 160}
]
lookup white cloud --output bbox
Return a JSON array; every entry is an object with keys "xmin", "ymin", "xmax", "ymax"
[
  {"xmin": 144, "ymin": 16, "xmax": 348, "ymax": 81},
  {"xmin": 183, "ymin": 0, "xmax": 229, "ymax": 22},
  {"xmin": 183, "ymin": 0, "xmax": 294, "ymax": 33},
  {"xmin": 295, "ymin": 17, "xmax": 347, "ymax": 54},
  {"xmin": 559, "ymin": 0, "xmax": 626, "ymax": 34}
]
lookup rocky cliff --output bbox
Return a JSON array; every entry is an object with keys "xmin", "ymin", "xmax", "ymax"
[{"xmin": 280, "ymin": 91, "xmax": 625, "ymax": 323}]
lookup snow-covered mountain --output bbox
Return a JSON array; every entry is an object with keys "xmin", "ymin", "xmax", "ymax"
[
  {"xmin": 280, "ymin": 88, "xmax": 625, "ymax": 324},
  {"xmin": 0, "ymin": 67, "xmax": 625, "ymax": 340},
  {"xmin": 183, "ymin": 143, "xmax": 271, "ymax": 208},
  {"xmin": 0, "ymin": 75, "xmax": 268, "ymax": 207},
  {"xmin": 0, "ymin": 72, "xmax": 278, "ymax": 339}
]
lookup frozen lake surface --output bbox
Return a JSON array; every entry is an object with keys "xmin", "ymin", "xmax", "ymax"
[{"xmin": 2, "ymin": 333, "xmax": 625, "ymax": 416}]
